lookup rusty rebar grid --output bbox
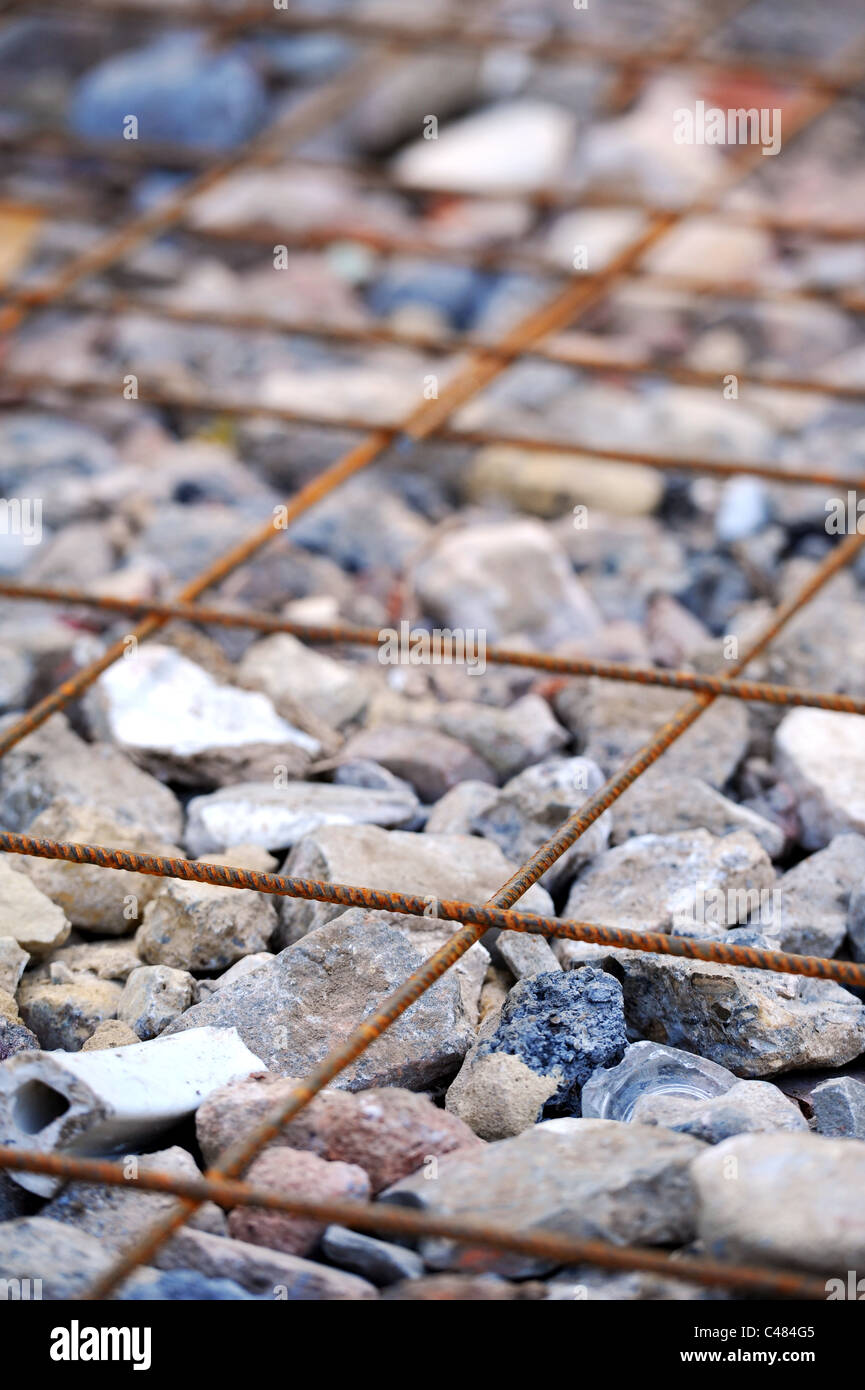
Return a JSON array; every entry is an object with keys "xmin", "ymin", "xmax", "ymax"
[{"xmin": 0, "ymin": 3, "xmax": 863, "ymax": 1305}]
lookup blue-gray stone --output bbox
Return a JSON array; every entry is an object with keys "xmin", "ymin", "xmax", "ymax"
[
  {"xmin": 70, "ymin": 34, "xmax": 267, "ymax": 150},
  {"xmin": 118, "ymin": 1268, "xmax": 261, "ymax": 1300},
  {"xmin": 320, "ymin": 1225, "xmax": 424, "ymax": 1285},
  {"xmin": 366, "ymin": 261, "xmax": 490, "ymax": 332}
]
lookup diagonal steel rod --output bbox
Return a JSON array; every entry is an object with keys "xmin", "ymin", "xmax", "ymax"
[{"xmin": 2, "ymin": 580, "xmax": 864, "ymax": 716}]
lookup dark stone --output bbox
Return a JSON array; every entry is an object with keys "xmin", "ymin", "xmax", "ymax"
[{"xmin": 0, "ymin": 1015, "xmax": 39, "ymax": 1061}]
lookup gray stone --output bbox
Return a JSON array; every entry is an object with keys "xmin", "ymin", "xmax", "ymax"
[
  {"xmin": 811, "ymin": 1076, "xmax": 865, "ymax": 1139},
  {"xmin": 165, "ymin": 914, "xmax": 475, "ymax": 1089},
  {"xmin": 276, "ymin": 824, "xmax": 553, "ymax": 946},
  {"xmin": 37, "ymin": 939, "xmax": 141, "ymax": 983},
  {"xmin": 575, "ymin": 951, "xmax": 865, "ymax": 1078},
  {"xmin": 464, "ymin": 443, "xmax": 663, "ymax": 519},
  {"xmin": 0, "ymin": 997, "xmax": 39, "ymax": 1060},
  {"xmin": 692, "ymin": 1132, "xmax": 865, "ymax": 1274},
  {"xmin": 237, "ymin": 633, "xmax": 370, "ymax": 729},
  {"xmin": 0, "ymin": 1216, "xmax": 152, "ymax": 1300},
  {"xmin": 0, "ymin": 711, "xmax": 183, "ymax": 842},
  {"xmin": 86, "ymin": 644, "xmax": 320, "ymax": 788},
  {"xmin": 0, "ymin": 937, "xmax": 28, "ymax": 994},
  {"xmin": 135, "ymin": 848, "xmax": 278, "ymax": 973},
  {"xmin": 16, "ymin": 973, "xmax": 122, "ymax": 1051},
  {"xmin": 320, "ymin": 1225, "xmax": 424, "ymax": 1285},
  {"xmin": 185, "ymin": 778, "xmax": 419, "ymax": 856},
  {"xmin": 117, "ymin": 965, "xmax": 197, "ymax": 1040},
  {"xmin": 16, "ymin": 801, "xmax": 181, "ymax": 934},
  {"xmin": 154, "ymin": 1225, "xmax": 377, "ymax": 1299},
  {"xmin": 391, "ymin": 101, "xmax": 576, "ymax": 195},
  {"xmin": 424, "ymin": 780, "xmax": 499, "ymax": 835},
  {"xmin": 412, "ymin": 518, "xmax": 602, "ymax": 648},
  {"xmin": 118, "ymin": 1268, "xmax": 259, "ymax": 1300},
  {"xmin": 610, "ymin": 773, "xmax": 785, "ymax": 858},
  {"xmin": 382, "ymin": 1118, "xmax": 705, "ymax": 1276},
  {"xmin": 630, "ymin": 1080, "xmax": 808, "ymax": 1143},
  {"xmin": 775, "ymin": 708, "xmax": 865, "ymax": 848},
  {"xmin": 0, "ymin": 859, "xmax": 70, "ymax": 955},
  {"xmin": 472, "ymin": 756, "xmax": 611, "ymax": 893},
  {"xmin": 430, "ymin": 695, "xmax": 569, "ymax": 780},
  {"xmin": 847, "ymin": 877, "xmax": 865, "ymax": 963},
  {"xmin": 555, "ymin": 679, "xmax": 749, "ymax": 788},
  {"xmin": 562, "ymin": 830, "xmax": 773, "ymax": 937},
  {"xmin": 496, "ymin": 930, "xmax": 561, "ymax": 980},
  {"xmin": 446, "ymin": 968, "xmax": 627, "ymax": 1140},
  {"xmin": 546, "ymin": 1266, "xmax": 728, "ymax": 1301},
  {"xmin": 733, "ymin": 834, "xmax": 865, "ymax": 957},
  {"xmin": 335, "ymin": 724, "xmax": 495, "ymax": 802},
  {"xmin": 81, "ymin": 1018, "xmax": 140, "ymax": 1051}
]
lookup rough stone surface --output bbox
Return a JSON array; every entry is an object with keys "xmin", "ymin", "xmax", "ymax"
[
  {"xmin": 429, "ymin": 695, "xmax": 569, "ymax": 780},
  {"xmin": 320, "ymin": 1225, "xmax": 424, "ymax": 1286},
  {"xmin": 38, "ymin": 939, "xmax": 142, "ymax": 983},
  {"xmin": 119, "ymin": 1268, "xmax": 259, "ymax": 1300},
  {"xmin": 0, "ymin": 712, "xmax": 183, "ymax": 842},
  {"xmin": 17, "ymin": 973, "xmax": 122, "ymax": 1050},
  {"xmin": 86, "ymin": 643, "xmax": 320, "ymax": 787},
  {"xmin": 17, "ymin": 800, "xmax": 181, "ymax": 933},
  {"xmin": 237, "ymin": 633, "xmax": 370, "ymax": 729},
  {"xmin": 446, "ymin": 969, "xmax": 627, "ymax": 1139},
  {"xmin": 555, "ymin": 679, "xmax": 749, "ymax": 788},
  {"xmin": 424, "ymin": 780, "xmax": 499, "ymax": 835},
  {"xmin": 810, "ymin": 1076, "xmax": 865, "ymax": 1139},
  {"xmin": 562, "ymin": 830, "xmax": 774, "ymax": 937},
  {"xmin": 155, "ymin": 1225, "xmax": 378, "ymax": 1299},
  {"xmin": 496, "ymin": 930, "xmax": 561, "ymax": 980},
  {"xmin": 81, "ymin": 1018, "xmax": 141, "ymax": 1051},
  {"xmin": 0, "ymin": 1216, "xmax": 146, "ymax": 1300},
  {"xmin": 0, "ymin": 937, "xmax": 28, "ymax": 994},
  {"xmin": 692, "ymin": 1132, "xmax": 865, "ymax": 1274},
  {"xmin": 775, "ymin": 708, "xmax": 865, "ymax": 848},
  {"xmin": 335, "ymin": 724, "xmax": 495, "ymax": 802},
  {"xmin": 732, "ymin": 833, "xmax": 865, "ymax": 957},
  {"xmin": 464, "ymin": 443, "xmax": 663, "ymax": 518},
  {"xmin": 383, "ymin": 1274, "xmax": 547, "ymax": 1300},
  {"xmin": 228, "ymin": 1147, "xmax": 370, "ymax": 1256},
  {"xmin": 575, "ymin": 951, "xmax": 865, "ymax": 1078},
  {"xmin": 629, "ymin": 1080, "xmax": 808, "ymax": 1143},
  {"xmin": 166, "ymin": 915, "xmax": 475, "ymax": 1089},
  {"xmin": 472, "ymin": 756, "xmax": 611, "ymax": 893},
  {"xmin": 135, "ymin": 849, "xmax": 278, "ymax": 973},
  {"xmin": 382, "ymin": 1118, "xmax": 705, "ymax": 1276},
  {"xmin": 610, "ymin": 773, "xmax": 785, "ymax": 858},
  {"xmin": 185, "ymin": 778, "xmax": 419, "ymax": 856},
  {"xmin": 117, "ymin": 964, "xmax": 197, "ymax": 1039},
  {"xmin": 277, "ymin": 824, "xmax": 553, "ymax": 945},
  {"xmin": 0, "ymin": 1001, "xmax": 39, "ymax": 1060},
  {"xmin": 196, "ymin": 1076, "xmax": 482, "ymax": 1190},
  {"xmin": 412, "ymin": 518, "xmax": 602, "ymax": 648},
  {"xmin": 0, "ymin": 858, "xmax": 70, "ymax": 954},
  {"xmin": 847, "ymin": 876, "xmax": 865, "ymax": 963}
]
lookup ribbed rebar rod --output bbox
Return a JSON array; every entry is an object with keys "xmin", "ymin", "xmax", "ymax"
[
  {"xmin": 0, "ymin": 1146, "xmax": 830, "ymax": 1300},
  {"xmin": 2, "ymin": 581, "xmax": 864, "ymax": 715},
  {"xmin": 2, "ymin": 829, "xmax": 862, "ymax": 986}
]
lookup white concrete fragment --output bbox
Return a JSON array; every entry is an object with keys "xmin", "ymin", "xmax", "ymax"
[{"xmin": 0, "ymin": 1025, "xmax": 264, "ymax": 1194}]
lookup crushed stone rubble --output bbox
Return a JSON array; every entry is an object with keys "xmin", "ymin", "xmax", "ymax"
[{"xmin": 2, "ymin": 0, "xmax": 865, "ymax": 1305}]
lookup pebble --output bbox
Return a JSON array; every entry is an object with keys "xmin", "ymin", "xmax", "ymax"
[
  {"xmin": 554, "ymin": 680, "xmax": 749, "ymax": 788},
  {"xmin": 464, "ymin": 444, "xmax": 663, "ymax": 518},
  {"xmin": 70, "ymin": 33, "xmax": 267, "ymax": 150},
  {"xmin": 774, "ymin": 708, "xmax": 865, "ymax": 848},
  {"xmin": 445, "ymin": 968, "xmax": 627, "ymax": 1140},
  {"xmin": 424, "ymin": 780, "xmax": 500, "ymax": 835},
  {"xmin": 0, "ymin": 713, "xmax": 183, "ymax": 843},
  {"xmin": 0, "ymin": 996, "xmax": 39, "ymax": 1060},
  {"xmin": 237, "ymin": 634, "xmax": 370, "ymax": 730},
  {"xmin": 732, "ymin": 833, "xmax": 865, "ymax": 957},
  {"xmin": 471, "ymin": 756, "xmax": 611, "ymax": 893},
  {"xmin": 0, "ymin": 859, "xmax": 70, "ymax": 955},
  {"xmin": 390, "ymin": 100, "xmax": 576, "ymax": 193},
  {"xmin": 184, "ymin": 779, "xmax": 420, "ymax": 857},
  {"xmin": 631, "ymin": 1080, "xmax": 808, "ymax": 1144},
  {"xmin": 155, "ymin": 1225, "xmax": 377, "ymax": 1300},
  {"xmin": 196, "ymin": 1077, "xmax": 481, "ymax": 1191},
  {"xmin": 119, "ymin": 1269, "xmax": 259, "ymax": 1300},
  {"xmin": 165, "ymin": 914, "xmax": 475, "ymax": 1089},
  {"xmin": 0, "ymin": 937, "xmax": 28, "ymax": 995},
  {"xmin": 289, "ymin": 477, "xmax": 432, "ymax": 572},
  {"xmin": 16, "ymin": 801, "xmax": 181, "ymax": 934},
  {"xmin": 228, "ymin": 1148, "xmax": 370, "ymax": 1257},
  {"xmin": 429, "ymin": 694, "xmax": 569, "ymax": 781},
  {"xmin": 381, "ymin": 1118, "xmax": 705, "ymax": 1277},
  {"xmin": 610, "ymin": 773, "xmax": 785, "ymax": 858},
  {"xmin": 277, "ymin": 824, "xmax": 553, "ymax": 945},
  {"xmin": 0, "ymin": 1217, "xmax": 131, "ymax": 1299},
  {"xmin": 562, "ymin": 829, "xmax": 774, "ymax": 937},
  {"xmin": 117, "ymin": 965, "xmax": 197, "ymax": 1040},
  {"xmin": 135, "ymin": 847, "xmax": 278, "ymax": 974},
  {"xmin": 412, "ymin": 518, "xmax": 603, "ymax": 648},
  {"xmin": 692, "ymin": 1132, "xmax": 865, "ymax": 1274},
  {"xmin": 715, "ymin": 476, "xmax": 772, "ymax": 543},
  {"xmin": 17, "ymin": 974, "xmax": 122, "ymax": 1051},
  {"xmin": 86, "ymin": 644, "xmax": 320, "ymax": 788},
  {"xmin": 810, "ymin": 1076, "xmax": 865, "ymax": 1139},
  {"xmin": 335, "ymin": 724, "xmax": 496, "ymax": 802},
  {"xmin": 496, "ymin": 931, "xmax": 561, "ymax": 981},
  {"xmin": 572, "ymin": 951, "xmax": 865, "ymax": 1077},
  {"xmin": 321, "ymin": 1226, "xmax": 424, "ymax": 1285},
  {"xmin": 350, "ymin": 51, "xmax": 479, "ymax": 155},
  {"xmin": 81, "ymin": 1018, "xmax": 140, "ymax": 1051}
]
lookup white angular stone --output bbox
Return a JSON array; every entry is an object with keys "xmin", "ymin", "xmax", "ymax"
[
  {"xmin": 391, "ymin": 101, "xmax": 576, "ymax": 193},
  {"xmin": 775, "ymin": 708, "xmax": 865, "ymax": 848},
  {"xmin": 0, "ymin": 859, "xmax": 70, "ymax": 955},
  {"xmin": 237, "ymin": 633, "xmax": 370, "ymax": 729}
]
